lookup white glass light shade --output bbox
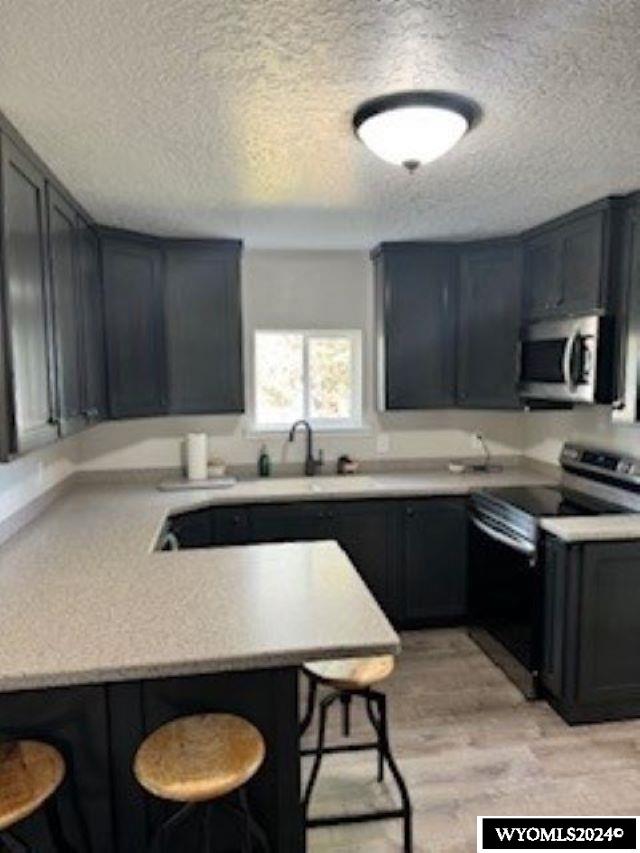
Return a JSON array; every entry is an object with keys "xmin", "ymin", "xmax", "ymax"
[{"xmin": 354, "ymin": 98, "xmax": 472, "ymax": 171}]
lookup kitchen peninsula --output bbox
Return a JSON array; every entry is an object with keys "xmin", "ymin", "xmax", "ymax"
[{"xmin": 0, "ymin": 482, "xmax": 399, "ymax": 851}]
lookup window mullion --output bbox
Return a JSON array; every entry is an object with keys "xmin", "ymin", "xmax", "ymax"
[{"xmin": 303, "ymin": 333, "xmax": 311, "ymax": 420}]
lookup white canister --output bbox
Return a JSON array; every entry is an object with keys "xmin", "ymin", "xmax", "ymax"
[{"xmin": 186, "ymin": 433, "xmax": 208, "ymax": 481}]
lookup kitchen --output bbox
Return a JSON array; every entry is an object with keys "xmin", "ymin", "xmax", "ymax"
[{"xmin": 1, "ymin": 2, "xmax": 640, "ymax": 852}]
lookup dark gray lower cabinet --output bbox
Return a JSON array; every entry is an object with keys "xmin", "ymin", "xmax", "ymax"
[
  {"xmin": 0, "ymin": 670, "xmax": 302, "ymax": 853},
  {"xmin": 47, "ymin": 186, "xmax": 85, "ymax": 436},
  {"xmin": 400, "ymin": 499, "xmax": 468, "ymax": 624},
  {"xmin": 102, "ymin": 235, "xmax": 167, "ymax": 418},
  {"xmin": 333, "ymin": 501, "xmax": 399, "ymax": 619},
  {"xmin": 249, "ymin": 501, "xmax": 333, "ymax": 544},
  {"xmin": 541, "ymin": 536, "xmax": 640, "ymax": 723},
  {"xmin": 168, "ymin": 497, "xmax": 468, "ymax": 626},
  {"xmin": 0, "ymin": 684, "xmax": 114, "ymax": 851}
]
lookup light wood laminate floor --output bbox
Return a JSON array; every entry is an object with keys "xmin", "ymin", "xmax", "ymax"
[{"xmin": 302, "ymin": 629, "xmax": 640, "ymax": 852}]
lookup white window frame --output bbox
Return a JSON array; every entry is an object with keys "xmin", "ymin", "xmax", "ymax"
[{"xmin": 252, "ymin": 329, "xmax": 363, "ymax": 432}]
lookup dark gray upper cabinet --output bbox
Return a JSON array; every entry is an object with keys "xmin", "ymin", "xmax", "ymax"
[
  {"xmin": 101, "ymin": 235, "xmax": 167, "ymax": 418},
  {"xmin": 374, "ymin": 244, "xmax": 457, "ymax": 409},
  {"xmin": 165, "ymin": 241, "xmax": 243, "ymax": 414},
  {"xmin": 457, "ymin": 241, "xmax": 523, "ymax": 409},
  {"xmin": 47, "ymin": 185, "xmax": 85, "ymax": 436},
  {"xmin": 76, "ymin": 216, "xmax": 107, "ymax": 423},
  {"xmin": 0, "ymin": 136, "xmax": 57, "ymax": 455},
  {"xmin": 523, "ymin": 202, "xmax": 623, "ymax": 322}
]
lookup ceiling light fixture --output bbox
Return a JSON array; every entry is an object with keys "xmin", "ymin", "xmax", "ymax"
[{"xmin": 353, "ymin": 91, "xmax": 478, "ymax": 173}]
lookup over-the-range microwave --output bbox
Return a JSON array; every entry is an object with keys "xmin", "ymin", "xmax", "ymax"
[{"xmin": 519, "ymin": 314, "xmax": 615, "ymax": 405}]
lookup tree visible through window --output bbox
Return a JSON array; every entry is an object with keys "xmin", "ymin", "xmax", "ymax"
[{"xmin": 254, "ymin": 330, "xmax": 362, "ymax": 429}]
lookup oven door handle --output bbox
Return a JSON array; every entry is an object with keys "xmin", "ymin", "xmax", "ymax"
[{"xmin": 470, "ymin": 513, "xmax": 537, "ymax": 559}]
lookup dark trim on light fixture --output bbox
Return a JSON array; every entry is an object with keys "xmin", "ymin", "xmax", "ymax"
[{"xmin": 352, "ymin": 90, "xmax": 481, "ymax": 135}]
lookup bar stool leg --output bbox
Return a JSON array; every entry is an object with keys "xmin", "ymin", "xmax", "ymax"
[
  {"xmin": 372, "ymin": 692, "xmax": 413, "ymax": 853},
  {"xmin": 44, "ymin": 794, "xmax": 78, "ymax": 852},
  {"xmin": 299, "ymin": 675, "xmax": 318, "ymax": 737},
  {"xmin": 302, "ymin": 691, "xmax": 339, "ymax": 813},
  {"xmin": 201, "ymin": 802, "xmax": 213, "ymax": 852},
  {"xmin": 237, "ymin": 788, "xmax": 270, "ymax": 852},
  {"xmin": 0, "ymin": 831, "xmax": 28, "ymax": 853},
  {"xmin": 365, "ymin": 693, "xmax": 384, "ymax": 782},
  {"xmin": 340, "ymin": 693, "xmax": 352, "ymax": 737},
  {"xmin": 149, "ymin": 802, "xmax": 196, "ymax": 853}
]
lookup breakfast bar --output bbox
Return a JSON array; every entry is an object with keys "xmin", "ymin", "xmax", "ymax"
[{"xmin": 0, "ymin": 485, "xmax": 399, "ymax": 851}]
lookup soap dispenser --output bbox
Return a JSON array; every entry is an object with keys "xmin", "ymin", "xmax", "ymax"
[{"xmin": 258, "ymin": 444, "xmax": 271, "ymax": 477}]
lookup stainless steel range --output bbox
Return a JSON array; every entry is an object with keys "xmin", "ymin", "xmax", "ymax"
[{"xmin": 468, "ymin": 443, "xmax": 640, "ymax": 698}]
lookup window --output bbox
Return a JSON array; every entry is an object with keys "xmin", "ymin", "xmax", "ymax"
[{"xmin": 254, "ymin": 330, "xmax": 362, "ymax": 430}]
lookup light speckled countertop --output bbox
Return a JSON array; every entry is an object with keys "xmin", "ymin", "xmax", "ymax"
[
  {"xmin": 541, "ymin": 515, "xmax": 640, "ymax": 542},
  {"xmin": 163, "ymin": 466, "xmax": 556, "ymax": 514},
  {"xmin": 0, "ymin": 465, "xmax": 559, "ymax": 693}
]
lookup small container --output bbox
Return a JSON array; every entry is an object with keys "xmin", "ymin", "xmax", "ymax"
[
  {"xmin": 208, "ymin": 458, "xmax": 227, "ymax": 478},
  {"xmin": 258, "ymin": 444, "xmax": 271, "ymax": 477}
]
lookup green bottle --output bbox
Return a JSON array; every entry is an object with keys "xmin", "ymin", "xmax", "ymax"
[{"xmin": 258, "ymin": 444, "xmax": 271, "ymax": 477}]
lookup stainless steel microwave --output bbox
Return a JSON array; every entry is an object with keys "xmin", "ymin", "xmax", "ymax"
[{"xmin": 519, "ymin": 315, "xmax": 615, "ymax": 404}]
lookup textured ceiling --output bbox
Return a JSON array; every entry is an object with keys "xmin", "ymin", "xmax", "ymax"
[{"xmin": 1, "ymin": 0, "xmax": 639, "ymax": 248}]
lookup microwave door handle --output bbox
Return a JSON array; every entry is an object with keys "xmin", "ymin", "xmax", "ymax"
[
  {"xmin": 470, "ymin": 513, "xmax": 537, "ymax": 559},
  {"xmin": 563, "ymin": 330, "xmax": 580, "ymax": 389}
]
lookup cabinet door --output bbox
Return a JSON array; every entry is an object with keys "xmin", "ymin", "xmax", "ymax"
[
  {"xmin": 165, "ymin": 243, "xmax": 243, "ymax": 414},
  {"xmin": 377, "ymin": 246, "xmax": 457, "ymax": 409},
  {"xmin": 169, "ymin": 506, "xmax": 215, "ymax": 548},
  {"xmin": 457, "ymin": 243, "xmax": 522, "ymax": 408},
  {"xmin": 212, "ymin": 506, "xmax": 252, "ymax": 545},
  {"xmin": 558, "ymin": 212, "xmax": 605, "ymax": 315},
  {"xmin": 576, "ymin": 541, "xmax": 640, "ymax": 707},
  {"xmin": 77, "ymin": 217, "xmax": 107, "ymax": 422},
  {"xmin": 102, "ymin": 237, "xmax": 167, "ymax": 418},
  {"xmin": 540, "ymin": 536, "xmax": 568, "ymax": 699},
  {"xmin": 523, "ymin": 232, "xmax": 562, "ymax": 320},
  {"xmin": 250, "ymin": 502, "xmax": 332, "ymax": 542},
  {"xmin": 333, "ymin": 500, "xmax": 397, "ymax": 618},
  {"xmin": 0, "ymin": 684, "xmax": 114, "ymax": 851},
  {"xmin": 47, "ymin": 186, "xmax": 84, "ymax": 436},
  {"xmin": 1, "ymin": 137, "xmax": 57, "ymax": 453},
  {"xmin": 401, "ymin": 499, "xmax": 468, "ymax": 623}
]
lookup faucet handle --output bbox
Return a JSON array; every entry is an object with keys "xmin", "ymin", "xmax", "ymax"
[{"xmin": 316, "ymin": 449, "xmax": 324, "ymax": 470}]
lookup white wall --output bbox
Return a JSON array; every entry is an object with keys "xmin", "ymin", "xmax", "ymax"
[
  {"xmin": 523, "ymin": 406, "xmax": 640, "ymax": 464},
  {"xmin": 79, "ymin": 249, "xmax": 525, "ymax": 472}
]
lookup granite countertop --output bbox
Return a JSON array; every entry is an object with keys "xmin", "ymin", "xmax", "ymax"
[
  {"xmin": 541, "ymin": 515, "xmax": 640, "ymax": 543},
  {"xmin": 0, "ymin": 464, "xmax": 557, "ymax": 694}
]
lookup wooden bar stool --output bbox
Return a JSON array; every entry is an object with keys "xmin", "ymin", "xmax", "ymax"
[
  {"xmin": 300, "ymin": 655, "xmax": 413, "ymax": 852},
  {"xmin": 134, "ymin": 713, "xmax": 269, "ymax": 852},
  {"xmin": 0, "ymin": 740, "xmax": 77, "ymax": 852}
]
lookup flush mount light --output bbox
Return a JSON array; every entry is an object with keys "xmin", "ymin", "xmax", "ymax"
[{"xmin": 353, "ymin": 91, "xmax": 478, "ymax": 173}]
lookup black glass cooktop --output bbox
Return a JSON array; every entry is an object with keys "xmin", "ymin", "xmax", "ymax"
[{"xmin": 478, "ymin": 486, "xmax": 625, "ymax": 518}]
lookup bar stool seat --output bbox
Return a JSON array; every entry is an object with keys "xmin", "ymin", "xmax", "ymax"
[
  {"xmin": 134, "ymin": 713, "xmax": 265, "ymax": 802},
  {"xmin": 0, "ymin": 741, "xmax": 65, "ymax": 831},
  {"xmin": 304, "ymin": 654, "xmax": 395, "ymax": 690},
  {"xmin": 134, "ymin": 713, "xmax": 269, "ymax": 852}
]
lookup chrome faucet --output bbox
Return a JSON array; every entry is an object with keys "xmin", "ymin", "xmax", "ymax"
[{"xmin": 288, "ymin": 420, "xmax": 323, "ymax": 476}]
